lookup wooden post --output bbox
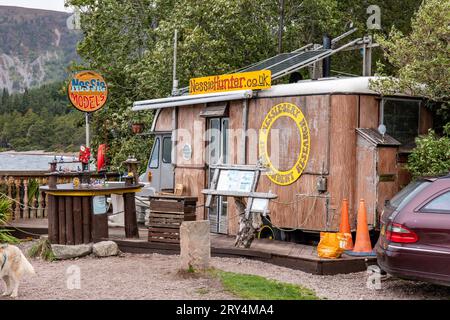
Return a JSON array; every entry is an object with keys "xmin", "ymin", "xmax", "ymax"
[
  {"xmin": 30, "ymin": 193, "xmax": 37, "ymax": 219},
  {"xmin": 65, "ymin": 197, "xmax": 74, "ymax": 245},
  {"xmin": 123, "ymin": 192, "xmax": 139, "ymax": 238},
  {"xmin": 44, "ymin": 192, "xmax": 49, "ymax": 218},
  {"xmin": 92, "ymin": 212, "xmax": 109, "ymax": 241},
  {"xmin": 7, "ymin": 176, "xmax": 13, "ymax": 200},
  {"xmin": 82, "ymin": 196, "xmax": 92, "ymax": 243},
  {"xmin": 14, "ymin": 178, "xmax": 21, "ymax": 219},
  {"xmin": 47, "ymin": 194, "xmax": 59, "ymax": 244},
  {"xmin": 23, "ymin": 178, "xmax": 29, "ymax": 219},
  {"xmin": 37, "ymin": 190, "xmax": 44, "ymax": 218},
  {"xmin": 58, "ymin": 196, "xmax": 66, "ymax": 244},
  {"xmin": 73, "ymin": 197, "xmax": 83, "ymax": 245}
]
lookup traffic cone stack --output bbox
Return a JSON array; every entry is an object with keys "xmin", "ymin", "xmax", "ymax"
[{"xmin": 339, "ymin": 199, "xmax": 353, "ymax": 250}]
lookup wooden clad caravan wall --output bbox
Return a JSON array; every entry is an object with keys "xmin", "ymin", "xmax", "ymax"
[
  {"xmin": 236, "ymin": 95, "xmax": 331, "ymax": 233},
  {"xmin": 359, "ymin": 95, "xmax": 379, "ymax": 128},
  {"xmin": 355, "ymin": 135, "xmax": 377, "ymax": 229},
  {"xmin": 376, "ymin": 147, "xmax": 399, "ymax": 223},
  {"xmin": 327, "ymin": 95, "xmax": 359, "ymax": 230},
  {"xmin": 154, "ymin": 107, "xmax": 173, "ymax": 131},
  {"xmin": 175, "ymin": 104, "xmax": 206, "ymax": 220},
  {"xmin": 419, "ymin": 103, "xmax": 433, "ymax": 134}
]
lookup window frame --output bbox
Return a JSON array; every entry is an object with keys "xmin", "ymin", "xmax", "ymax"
[
  {"xmin": 419, "ymin": 188, "xmax": 450, "ymax": 214},
  {"xmin": 380, "ymin": 97, "xmax": 421, "ymax": 147},
  {"xmin": 148, "ymin": 137, "xmax": 160, "ymax": 169},
  {"xmin": 162, "ymin": 136, "xmax": 172, "ymax": 164}
]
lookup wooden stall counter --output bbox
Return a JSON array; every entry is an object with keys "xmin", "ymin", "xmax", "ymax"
[{"xmin": 41, "ymin": 182, "xmax": 143, "ymax": 245}]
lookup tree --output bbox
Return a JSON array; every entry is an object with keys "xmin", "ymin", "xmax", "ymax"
[
  {"xmin": 66, "ymin": 0, "xmax": 430, "ymax": 170},
  {"xmin": 370, "ymin": 0, "xmax": 450, "ymax": 119}
]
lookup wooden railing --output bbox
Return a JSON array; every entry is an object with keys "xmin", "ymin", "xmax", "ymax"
[{"xmin": 0, "ymin": 171, "xmax": 120, "ymax": 220}]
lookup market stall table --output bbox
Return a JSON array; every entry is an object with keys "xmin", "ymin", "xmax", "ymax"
[{"xmin": 41, "ymin": 182, "xmax": 144, "ymax": 245}]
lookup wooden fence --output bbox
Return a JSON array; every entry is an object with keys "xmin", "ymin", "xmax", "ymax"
[{"xmin": 0, "ymin": 171, "xmax": 120, "ymax": 220}]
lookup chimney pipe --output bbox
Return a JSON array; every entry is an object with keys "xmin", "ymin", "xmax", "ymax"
[{"xmin": 322, "ymin": 34, "xmax": 331, "ymax": 78}]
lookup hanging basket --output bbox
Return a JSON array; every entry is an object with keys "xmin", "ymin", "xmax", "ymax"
[{"xmin": 132, "ymin": 123, "xmax": 144, "ymax": 134}]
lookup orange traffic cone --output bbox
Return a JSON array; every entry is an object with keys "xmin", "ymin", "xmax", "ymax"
[
  {"xmin": 350, "ymin": 199, "xmax": 375, "ymax": 256},
  {"xmin": 339, "ymin": 199, "xmax": 353, "ymax": 250}
]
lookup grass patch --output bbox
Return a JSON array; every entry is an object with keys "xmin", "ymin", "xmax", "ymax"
[{"xmin": 210, "ymin": 269, "xmax": 319, "ymax": 300}]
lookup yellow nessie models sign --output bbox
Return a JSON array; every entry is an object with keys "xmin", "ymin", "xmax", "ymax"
[
  {"xmin": 259, "ymin": 102, "xmax": 311, "ymax": 186},
  {"xmin": 189, "ymin": 70, "xmax": 271, "ymax": 95}
]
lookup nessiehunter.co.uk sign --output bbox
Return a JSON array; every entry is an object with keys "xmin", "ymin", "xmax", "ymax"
[
  {"xmin": 68, "ymin": 71, "xmax": 108, "ymax": 112},
  {"xmin": 189, "ymin": 70, "xmax": 271, "ymax": 95}
]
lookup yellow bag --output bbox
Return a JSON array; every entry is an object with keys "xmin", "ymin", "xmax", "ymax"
[{"xmin": 317, "ymin": 232, "xmax": 352, "ymax": 259}]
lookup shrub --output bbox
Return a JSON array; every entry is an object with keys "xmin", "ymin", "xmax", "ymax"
[
  {"xmin": 408, "ymin": 123, "xmax": 450, "ymax": 177},
  {"xmin": 0, "ymin": 196, "xmax": 18, "ymax": 243}
]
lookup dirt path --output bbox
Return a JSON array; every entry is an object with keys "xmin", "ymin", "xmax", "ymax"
[{"xmin": 1, "ymin": 244, "xmax": 449, "ymax": 300}]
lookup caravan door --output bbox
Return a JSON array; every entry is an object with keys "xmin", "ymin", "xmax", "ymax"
[
  {"xmin": 207, "ymin": 117, "xmax": 229, "ymax": 234},
  {"xmin": 145, "ymin": 134, "xmax": 174, "ymax": 192}
]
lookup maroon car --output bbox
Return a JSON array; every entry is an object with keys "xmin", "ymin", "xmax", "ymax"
[{"xmin": 376, "ymin": 174, "xmax": 450, "ymax": 286}]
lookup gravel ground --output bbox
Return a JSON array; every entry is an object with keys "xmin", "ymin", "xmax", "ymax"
[{"xmin": 1, "ymin": 242, "xmax": 449, "ymax": 300}]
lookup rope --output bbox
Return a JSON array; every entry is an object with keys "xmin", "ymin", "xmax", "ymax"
[
  {"xmin": 260, "ymin": 195, "xmax": 319, "ymax": 233},
  {"xmin": 0, "ymin": 192, "xmax": 41, "ymax": 210}
]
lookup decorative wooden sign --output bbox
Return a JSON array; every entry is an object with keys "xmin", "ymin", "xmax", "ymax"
[
  {"xmin": 259, "ymin": 102, "xmax": 311, "ymax": 186},
  {"xmin": 189, "ymin": 70, "xmax": 271, "ymax": 95},
  {"xmin": 68, "ymin": 70, "xmax": 108, "ymax": 112}
]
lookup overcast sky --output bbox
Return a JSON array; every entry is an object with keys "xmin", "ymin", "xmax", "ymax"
[{"xmin": 0, "ymin": 0, "xmax": 73, "ymax": 12}]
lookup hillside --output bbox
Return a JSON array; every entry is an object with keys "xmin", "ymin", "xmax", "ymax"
[{"xmin": 0, "ymin": 6, "xmax": 80, "ymax": 92}]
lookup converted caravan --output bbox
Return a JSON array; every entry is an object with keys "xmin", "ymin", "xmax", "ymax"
[{"xmin": 133, "ymin": 76, "xmax": 432, "ymax": 239}]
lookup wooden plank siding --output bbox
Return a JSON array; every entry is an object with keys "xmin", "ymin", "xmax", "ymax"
[
  {"xmin": 355, "ymin": 135, "xmax": 378, "ymax": 229},
  {"xmin": 327, "ymin": 95, "xmax": 359, "ymax": 231},
  {"xmin": 359, "ymin": 95, "xmax": 379, "ymax": 128},
  {"xmin": 154, "ymin": 107, "xmax": 173, "ymax": 131},
  {"xmin": 175, "ymin": 104, "xmax": 206, "ymax": 220},
  {"xmin": 376, "ymin": 147, "xmax": 399, "ymax": 226},
  {"xmin": 170, "ymin": 93, "xmax": 430, "ymax": 234},
  {"xmin": 244, "ymin": 95, "xmax": 330, "ymax": 231}
]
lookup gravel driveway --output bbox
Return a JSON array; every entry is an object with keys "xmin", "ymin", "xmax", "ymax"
[{"xmin": 1, "ymin": 243, "xmax": 449, "ymax": 300}]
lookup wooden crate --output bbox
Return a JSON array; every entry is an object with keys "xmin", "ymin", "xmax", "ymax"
[{"xmin": 148, "ymin": 196, "xmax": 197, "ymax": 244}]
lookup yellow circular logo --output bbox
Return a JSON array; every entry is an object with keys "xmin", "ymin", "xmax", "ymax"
[{"xmin": 259, "ymin": 102, "xmax": 310, "ymax": 186}]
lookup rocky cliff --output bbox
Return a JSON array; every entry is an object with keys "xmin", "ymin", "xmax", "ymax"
[{"xmin": 0, "ymin": 6, "xmax": 80, "ymax": 92}]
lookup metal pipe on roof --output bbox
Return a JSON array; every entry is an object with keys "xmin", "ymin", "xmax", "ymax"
[
  {"xmin": 322, "ymin": 34, "xmax": 331, "ymax": 78},
  {"xmin": 132, "ymin": 90, "xmax": 253, "ymax": 111}
]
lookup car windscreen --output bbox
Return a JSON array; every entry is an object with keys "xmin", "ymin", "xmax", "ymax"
[{"xmin": 389, "ymin": 180, "xmax": 432, "ymax": 210}]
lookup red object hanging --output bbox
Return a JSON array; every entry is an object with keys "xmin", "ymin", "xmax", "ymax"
[
  {"xmin": 97, "ymin": 144, "xmax": 107, "ymax": 171},
  {"xmin": 79, "ymin": 145, "xmax": 91, "ymax": 165}
]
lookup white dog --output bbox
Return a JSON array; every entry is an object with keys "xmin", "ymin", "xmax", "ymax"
[{"xmin": 0, "ymin": 244, "xmax": 35, "ymax": 298}]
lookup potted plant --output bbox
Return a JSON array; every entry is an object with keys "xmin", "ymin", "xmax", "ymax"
[{"xmin": 131, "ymin": 115, "xmax": 145, "ymax": 134}]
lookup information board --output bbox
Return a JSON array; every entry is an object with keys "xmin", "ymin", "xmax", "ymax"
[{"xmin": 216, "ymin": 170, "xmax": 255, "ymax": 193}]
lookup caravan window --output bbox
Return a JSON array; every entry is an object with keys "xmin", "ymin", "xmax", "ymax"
[
  {"xmin": 149, "ymin": 137, "xmax": 160, "ymax": 168},
  {"xmin": 383, "ymin": 99, "xmax": 420, "ymax": 147},
  {"xmin": 162, "ymin": 137, "xmax": 172, "ymax": 163}
]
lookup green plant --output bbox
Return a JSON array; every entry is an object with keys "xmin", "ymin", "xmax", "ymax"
[
  {"xmin": 0, "ymin": 196, "xmax": 18, "ymax": 243},
  {"xmin": 27, "ymin": 179, "xmax": 40, "ymax": 206},
  {"xmin": 28, "ymin": 237, "xmax": 55, "ymax": 261},
  {"xmin": 210, "ymin": 269, "xmax": 319, "ymax": 300},
  {"xmin": 407, "ymin": 123, "xmax": 450, "ymax": 177},
  {"xmin": 187, "ymin": 264, "xmax": 196, "ymax": 273}
]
